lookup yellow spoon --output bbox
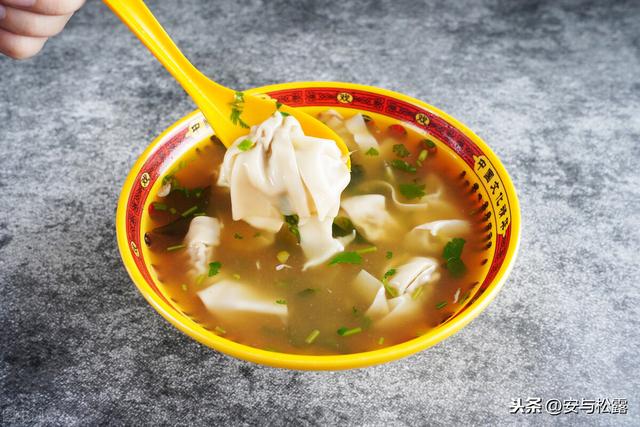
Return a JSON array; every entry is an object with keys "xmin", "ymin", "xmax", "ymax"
[{"xmin": 103, "ymin": 0, "xmax": 349, "ymax": 159}]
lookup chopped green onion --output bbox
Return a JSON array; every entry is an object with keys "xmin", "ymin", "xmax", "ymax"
[
  {"xmin": 443, "ymin": 238, "xmax": 466, "ymax": 259},
  {"xmin": 382, "ymin": 279, "xmax": 398, "ymax": 298},
  {"xmin": 337, "ymin": 326, "xmax": 362, "ymax": 337},
  {"xmin": 329, "ymin": 251, "xmax": 363, "ymax": 265},
  {"xmin": 436, "ymin": 301, "xmax": 447, "ymax": 309},
  {"xmin": 355, "ymin": 246, "xmax": 377, "ymax": 255},
  {"xmin": 152, "ymin": 202, "xmax": 168, "ymax": 211},
  {"xmin": 237, "ymin": 138, "xmax": 255, "ymax": 152},
  {"xmin": 365, "ymin": 147, "xmax": 379, "ymax": 156},
  {"xmin": 422, "ymin": 138, "xmax": 436, "ymax": 149},
  {"xmin": 378, "ymin": 337, "xmax": 385, "ymax": 345},
  {"xmin": 305, "ymin": 329, "xmax": 320, "ymax": 344},
  {"xmin": 181, "ymin": 205, "xmax": 199, "ymax": 217},
  {"xmin": 193, "ymin": 212, "xmax": 206, "ymax": 217},
  {"xmin": 233, "ymin": 233, "xmax": 243, "ymax": 240},
  {"xmin": 181, "ymin": 283, "xmax": 188, "ymax": 291},
  {"xmin": 169, "ymin": 207, "xmax": 177, "ymax": 215},
  {"xmin": 208, "ymin": 261, "xmax": 222, "ymax": 277},
  {"xmin": 275, "ymin": 299, "xmax": 287, "ymax": 305},
  {"xmin": 195, "ymin": 274, "xmax": 206, "ymax": 286},
  {"xmin": 412, "ymin": 285, "xmax": 424, "ymax": 300},
  {"xmin": 392, "ymin": 143, "xmax": 410, "ymax": 158},
  {"xmin": 166, "ymin": 244, "xmax": 185, "ymax": 252},
  {"xmin": 385, "ymin": 251, "xmax": 393, "ymax": 259},
  {"xmin": 214, "ymin": 326, "xmax": 227, "ymax": 335},
  {"xmin": 383, "ymin": 269, "xmax": 396, "ymax": 280},
  {"xmin": 276, "ymin": 251, "xmax": 290, "ymax": 264},
  {"xmin": 418, "ymin": 149, "xmax": 428, "ymax": 162},
  {"xmin": 232, "ymin": 273, "xmax": 241, "ymax": 280}
]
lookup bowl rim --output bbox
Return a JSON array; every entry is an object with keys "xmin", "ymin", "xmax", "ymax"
[{"xmin": 116, "ymin": 81, "xmax": 521, "ymax": 370}]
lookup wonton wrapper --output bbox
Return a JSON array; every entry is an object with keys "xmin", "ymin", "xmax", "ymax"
[
  {"xmin": 197, "ymin": 279, "xmax": 288, "ymax": 325},
  {"xmin": 340, "ymin": 194, "xmax": 400, "ymax": 243},
  {"xmin": 405, "ymin": 219, "xmax": 472, "ymax": 255},
  {"xmin": 217, "ymin": 112, "xmax": 350, "ymax": 269},
  {"xmin": 183, "ymin": 216, "xmax": 221, "ymax": 277}
]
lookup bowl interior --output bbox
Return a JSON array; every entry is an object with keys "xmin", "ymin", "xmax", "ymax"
[{"xmin": 116, "ymin": 82, "xmax": 520, "ymax": 370}]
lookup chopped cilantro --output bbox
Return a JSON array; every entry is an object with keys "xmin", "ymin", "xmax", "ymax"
[
  {"xmin": 392, "ymin": 143, "xmax": 410, "ymax": 158},
  {"xmin": 332, "ymin": 216, "xmax": 355, "ymax": 237},
  {"xmin": 280, "ymin": 111, "xmax": 290, "ymax": 117},
  {"xmin": 284, "ymin": 214, "xmax": 301, "ymax": 242},
  {"xmin": 443, "ymin": 238, "xmax": 467, "ymax": 277},
  {"xmin": 399, "ymin": 183, "xmax": 426, "ymax": 200},
  {"xmin": 446, "ymin": 257, "xmax": 467, "ymax": 277},
  {"xmin": 275, "ymin": 101, "xmax": 283, "ymax": 109},
  {"xmin": 365, "ymin": 147, "xmax": 379, "ymax": 156},
  {"xmin": 337, "ymin": 326, "xmax": 362, "ymax": 337},
  {"xmin": 383, "ymin": 269, "xmax": 397, "ymax": 280},
  {"xmin": 328, "ymin": 251, "xmax": 363, "ymax": 265},
  {"xmin": 436, "ymin": 301, "xmax": 447, "ymax": 310},
  {"xmin": 208, "ymin": 261, "xmax": 222, "ymax": 277},
  {"xmin": 385, "ymin": 251, "xmax": 393, "ymax": 259},
  {"xmin": 389, "ymin": 159, "xmax": 417, "ymax": 173},
  {"xmin": 443, "ymin": 238, "xmax": 466, "ymax": 260},
  {"xmin": 229, "ymin": 91, "xmax": 249, "ymax": 128}
]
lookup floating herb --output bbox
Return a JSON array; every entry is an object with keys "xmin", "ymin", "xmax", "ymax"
[
  {"xmin": 422, "ymin": 138, "xmax": 436, "ymax": 149},
  {"xmin": 208, "ymin": 261, "xmax": 222, "ymax": 277},
  {"xmin": 385, "ymin": 251, "xmax": 393, "ymax": 259},
  {"xmin": 356, "ymin": 246, "xmax": 377, "ymax": 255},
  {"xmin": 392, "ymin": 143, "xmax": 410, "ymax": 158},
  {"xmin": 329, "ymin": 251, "xmax": 363, "ymax": 265},
  {"xmin": 233, "ymin": 233, "xmax": 243, "ymax": 240},
  {"xmin": 399, "ymin": 183, "xmax": 426, "ymax": 200},
  {"xmin": 443, "ymin": 238, "xmax": 467, "ymax": 277},
  {"xmin": 152, "ymin": 202, "xmax": 168, "ymax": 211},
  {"xmin": 214, "ymin": 326, "xmax": 227, "ymax": 335},
  {"xmin": 337, "ymin": 326, "xmax": 362, "ymax": 337},
  {"xmin": 275, "ymin": 299, "xmax": 287, "ymax": 305},
  {"xmin": 232, "ymin": 273, "xmax": 241, "ymax": 280},
  {"xmin": 365, "ymin": 147, "xmax": 379, "ymax": 156},
  {"xmin": 181, "ymin": 283, "xmax": 188, "ymax": 291},
  {"xmin": 166, "ymin": 244, "xmax": 185, "ymax": 252},
  {"xmin": 389, "ymin": 159, "xmax": 417, "ymax": 173},
  {"xmin": 237, "ymin": 138, "xmax": 255, "ymax": 152},
  {"xmin": 412, "ymin": 285, "xmax": 424, "ymax": 300},
  {"xmin": 284, "ymin": 214, "xmax": 301, "ymax": 242},
  {"xmin": 383, "ymin": 269, "xmax": 396, "ymax": 280},
  {"xmin": 305, "ymin": 329, "xmax": 320, "ymax": 344},
  {"xmin": 181, "ymin": 205, "xmax": 199, "ymax": 217},
  {"xmin": 418, "ymin": 149, "xmax": 428, "ymax": 162},
  {"xmin": 195, "ymin": 274, "xmax": 206, "ymax": 286},
  {"xmin": 378, "ymin": 337, "xmax": 385, "ymax": 345},
  {"xmin": 229, "ymin": 91, "xmax": 249, "ymax": 128},
  {"xmin": 280, "ymin": 111, "xmax": 290, "ymax": 117},
  {"xmin": 436, "ymin": 301, "xmax": 447, "ymax": 310}
]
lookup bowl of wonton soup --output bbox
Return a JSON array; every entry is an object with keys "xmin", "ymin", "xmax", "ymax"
[{"xmin": 116, "ymin": 81, "xmax": 520, "ymax": 370}]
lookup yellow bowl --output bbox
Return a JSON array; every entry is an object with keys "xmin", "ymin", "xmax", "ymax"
[{"xmin": 116, "ymin": 81, "xmax": 521, "ymax": 370}]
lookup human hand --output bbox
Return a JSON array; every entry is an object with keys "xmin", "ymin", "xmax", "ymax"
[{"xmin": 0, "ymin": 0, "xmax": 84, "ymax": 59}]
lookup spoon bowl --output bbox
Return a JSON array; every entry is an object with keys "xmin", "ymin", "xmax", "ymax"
[{"xmin": 103, "ymin": 0, "xmax": 349, "ymax": 158}]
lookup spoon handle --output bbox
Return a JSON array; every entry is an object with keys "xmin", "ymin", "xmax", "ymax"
[{"xmin": 103, "ymin": 0, "xmax": 234, "ymax": 136}]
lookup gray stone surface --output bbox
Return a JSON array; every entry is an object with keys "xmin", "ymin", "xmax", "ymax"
[{"xmin": 1, "ymin": 0, "xmax": 639, "ymax": 425}]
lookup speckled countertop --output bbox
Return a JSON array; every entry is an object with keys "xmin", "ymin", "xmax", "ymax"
[{"xmin": 1, "ymin": 0, "xmax": 639, "ymax": 425}]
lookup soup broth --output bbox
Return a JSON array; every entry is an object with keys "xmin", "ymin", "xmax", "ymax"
[{"xmin": 145, "ymin": 110, "xmax": 486, "ymax": 355}]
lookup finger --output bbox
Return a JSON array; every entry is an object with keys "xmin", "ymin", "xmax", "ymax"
[
  {"xmin": 1, "ymin": 0, "xmax": 85, "ymax": 16},
  {"xmin": 0, "ymin": 27, "xmax": 46, "ymax": 59},
  {"xmin": 0, "ymin": 6, "xmax": 72, "ymax": 37}
]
